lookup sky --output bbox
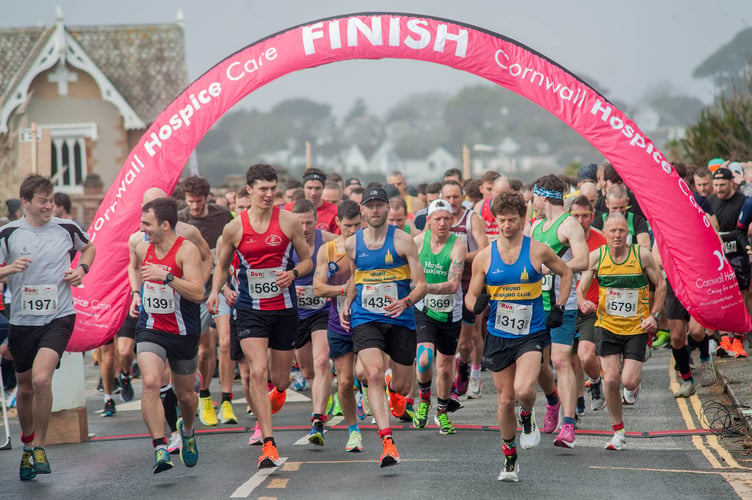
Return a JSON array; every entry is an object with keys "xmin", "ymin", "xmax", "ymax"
[{"xmin": 4, "ymin": 1, "xmax": 751, "ymax": 118}]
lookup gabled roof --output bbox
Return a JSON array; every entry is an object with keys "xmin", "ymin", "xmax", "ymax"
[{"xmin": 0, "ymin": 12, "xmax": 187, "ymax": 133}]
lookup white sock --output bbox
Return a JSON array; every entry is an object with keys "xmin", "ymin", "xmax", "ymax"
[{"xmin": 104, "ymin": 394, "xmax": 113, "ymax": 402}]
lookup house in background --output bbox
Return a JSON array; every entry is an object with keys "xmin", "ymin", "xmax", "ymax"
[{"xmin": 0, "ymin": 7, "xmax": 187, "ymax": 225}]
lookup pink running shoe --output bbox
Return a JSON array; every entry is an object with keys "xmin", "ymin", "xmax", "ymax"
[
  {"xmin": 248, "ymin": 422, "xmax": 263, "ymax": 446},
  {"xmin": 553, "ymin": 422, "xmax": 576, "ymax": 448},
  {"xmin": 543, "ymin": 401, "xmax": 561, "ymax": 434}
]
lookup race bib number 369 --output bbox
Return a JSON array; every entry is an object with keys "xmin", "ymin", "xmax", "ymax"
[
  {"xmin": 22, "ymin": 284, "xmax": 58, "ymax": 316},
  {"xmin": 362, "ymin": 283, "xmax": 397, "ymax": 314},
  {"xmin": 247, "ymin": 268, "xmax": 282, "ymax": 299},
  {"xmin": 424, "ymin": 293, "xmax": 454, "ymax": 313}
]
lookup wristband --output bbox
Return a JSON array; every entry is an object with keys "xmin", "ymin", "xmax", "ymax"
[
  {"xmin": 292, "ymin": 269, "xmax": 299, "ymax": 279},
  {"xmin": 131, "ymin": 290, "xmax": 141, "ymax": 296},
  {"xmin": 340, "ymin": 284, "xmax": 347, "ymax": 296},
  {"xmin": 78, "ymin": 263, "xmax": 89, "ymax": 274},
  {"xmin": 404, "ymin": 296, "xmax": 413, "ymax": 307}
]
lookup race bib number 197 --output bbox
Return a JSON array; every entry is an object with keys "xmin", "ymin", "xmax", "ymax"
[{"xmin": 22, "ymin": 284, "xmax": 58, "ymax": 316}]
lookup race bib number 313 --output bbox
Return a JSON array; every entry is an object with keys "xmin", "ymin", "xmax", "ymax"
[
  {"xmin": 22, "ymin": 284, "xmax": 58, "ymax": 316},
  {"xmin": 362, "ymin": 283, "xmax": 397, "ymax": 314},
  {"xmin": 494, "ymin": 302, "xmax": 532, "ymax": 336}
]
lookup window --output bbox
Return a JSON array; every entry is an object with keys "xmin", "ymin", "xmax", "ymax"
[{"xmin": 45, "ymin": 123, "xmax": 97, "ymax": 194}]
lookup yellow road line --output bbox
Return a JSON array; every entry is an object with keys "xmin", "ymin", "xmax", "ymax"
[
  {"xmin": 267, "ymin": 479, "xmax": 288, "ymax": 489},
  {"xmin": 590, "ymin": 465, "xmax": 740, "ymax": 475},
  {"xmin": 693, "ymin": 435, "xmax": 722, "ymax": 468},
  {"xmin": 706, "ymin": 434, "xmax": 743, "ymax": 469}
]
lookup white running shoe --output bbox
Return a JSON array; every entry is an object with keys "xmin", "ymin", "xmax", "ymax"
[
  {"xmin": 467, "ymin": 375, "xmax": 482, "ymax": 399},
  {"xmin": 622, "ymin": 384, "xmax": 640, "ymax": 405},
  {"xmin": 167, "ymin": 431, "xmax": 181, "ymax": 454},
  {"xmin": 605, "ymin": 431, "xmax": 626, "ymax": 451},
  {"xmin": 518, "ymin": 408, "xmax": 541, "ymax": 449}
]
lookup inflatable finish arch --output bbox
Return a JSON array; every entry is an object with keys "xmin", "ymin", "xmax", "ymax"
[{"xmin": 68, "ymin": 12, "xmax": 750, "ymax": 351}]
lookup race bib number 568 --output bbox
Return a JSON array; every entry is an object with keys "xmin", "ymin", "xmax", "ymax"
[{"xmin": 247, "ymin": 268, "xmax": 282, "ymax": 299}]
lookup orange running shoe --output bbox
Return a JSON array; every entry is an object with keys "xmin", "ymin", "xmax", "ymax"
[
  {"xmin": 385, "ymin": 371, "xmax": 406, "ymax": 418},
  {"xmin": 258, "ymin": 441, "xmax": 281, "ymax": 469},
  {"xmin": 379, "ymin": 437, "xmax": 400, "ymax": 468},
  {"xmin": 731, "ymin": 338, "xmax": 747, "ymax": 358},
  {"xmin": 716, "ymin": 336, "xmax": 733, "ymax": 358},
  {"xmin": 269, "ymin": 388, "xmax": 287, "ymax": 414}
]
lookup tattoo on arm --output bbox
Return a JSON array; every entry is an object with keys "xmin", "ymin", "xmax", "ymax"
[{"xmin": 427, "ymin": 259, "xmax": 464, "ymax": 294}]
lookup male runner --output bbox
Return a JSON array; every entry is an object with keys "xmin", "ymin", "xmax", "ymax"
[
  {"xmin": 577, "ymin": 213, "xmax": 665, "ymax": 451},
  {"xmin": 465, "ymin": 191, "xmax": 571, "ymax": 482},
  {"xmin": 340, "ymin": 186, "xmax": 427, "ymax": 467},
  {"xmin": 1, "ymin": 174, "xmax": 95, "ymax": 481},
  {"xmin": 129, "ymin": 197, "xmax": 204, "ymax": 473},
  {"xmin": 208, "ymin": 163, "xmax": 312, "ymax": 469},
  {"xmin": 412, "ymin": 199, "xmax": 466, "ymax": 434},
  {"xmin": 284, "ymin": 167, "xmax": 340, "ymax": 233},
  {"xmin": 313, "ymin": 199, "xmax": 365, "ymax": 452}
]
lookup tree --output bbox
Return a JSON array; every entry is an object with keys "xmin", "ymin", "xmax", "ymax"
[
  {"xmin": 693, "ymin": 27, "xmax": 752, "ymax": 93},
  {"xmin": 681, "ymin": 76, "xmax": 752, "ymax": 164}
]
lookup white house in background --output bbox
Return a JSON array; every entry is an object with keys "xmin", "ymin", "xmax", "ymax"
[
  {"xmin": 402, "ymin": 146, "xmax": 458, "ymax": 183},
  {"xmin": 341, "ymin": 145, "xmax": 369, "ymax": 175},
  {"xmin": 369, "ymin": 142, "xmax": 403, "ymax": 176}
]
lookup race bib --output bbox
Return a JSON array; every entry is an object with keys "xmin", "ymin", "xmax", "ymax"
[
  {"xmin": 424, "ymin": 293, "xmax": 455, "ymax": 313},
  {"xmin": 542, "ymin": 274, "xmax": 554, "ymax": 292},
  {"xmin": 494, "ymin": 302, "xmax": 532, "ymax": 336},
  {"xmin": 361, "ymin": 282, "xmax": 397, "ymax": 314},
  {"xmin": 21, "ymin": 284, "xmax": 58, "ymax": 316},
  {"xmin": 247, "ymin": 268, "xmax": 282, "ymax": 299},
  {"xmin": 297, "ymin": 285, "xmax": 326, "ymax": 310},
  {"xmin": 605, "ymin": 288, "xmax": 638, "ymax": 318},
  {"xmin": 142, "ymin": 282, "xmax": 175, "ymax": 314},
  {"xmin": 336, "ymin": 295, "xmax": 346, "ymax": 312}
]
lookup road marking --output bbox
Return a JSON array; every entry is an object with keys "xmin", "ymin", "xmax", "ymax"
[
  {"xmin": 230, "ymin": 457, "xmax": 287, "ymax": 498},
  {"xmin": 327, "ymin": 416, "xmax": 344, "ymax": 426},
  {"xmin": 281, "ymin": 461, "xmax": 302, "ymax": 471},
  {"xmin": 591, "ymin": 465, "xmax": 738, "ymax": 475},
  {"xmin": 267, "ymin": 478, "xmax": 288, "ymax": 488},
  {"xmin": 706, "ymin": 434, "xmax": 743, "ymax": 468}
]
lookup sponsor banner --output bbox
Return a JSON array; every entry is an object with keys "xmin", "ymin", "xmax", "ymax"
[{"xmin": 67, "ymin": 12, "xmax": 748, "ymax": 351}]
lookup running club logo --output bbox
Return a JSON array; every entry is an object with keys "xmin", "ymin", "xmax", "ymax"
[
  {"xmin": 384, "ymin": 249, "xmax": 394, "ymax": 265},
  {"xmin": 520, "ymin": 267, "xmax": 529, "ymax": 282},
  {"xmin": 265, "ymin": 234, "xmax": 283, "ymax": 247}
]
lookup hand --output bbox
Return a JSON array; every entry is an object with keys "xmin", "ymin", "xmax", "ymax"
[
  {"xmin": 63, "ymin": 266, "xmax": 86, "ymax": 287},
  {"xmin": 473, "ymin": 294, "xmax": 490, "ymax": 315},
  {"xmin": 578, "ymin": 300, "xmax": 596, "ymax": 314},
  {"xmin": 546, "ymin": 307, "xmax": 564, "ymax": 330},
  {"xmin": 141, "ymin": 263, "xmax": 167, "ymax": 283},
  {"xmin": 6, "ymin": 257, "xmax": 31, "ymax": 275},
  {"xmin": 129, "ymin": 294, "xmax": 141, "ymax": 318},
  {"xmin": 275, "ymin": 270, "xmax": 294, "ymax": 289},
  {"xmin": 641, "ymin": 315, "xmax": 658, "ymax": 335},
  {"xmin": 222, "ymin": 287, "xmax": 237, "ymax": 307},
  {"xmin": 383, "ymin": 295, "xmax": 406, "ymax": 318},
  {"xmin": 0, "ymin": 341, "xmax": 12, "ymax": 361},
  {"xmin": 206, "ymin": 292, "xmax": 220, "ymax": 315},
  {"xmin": 339, "ymin": 303, "xmax": 351, "ymax": 332}
]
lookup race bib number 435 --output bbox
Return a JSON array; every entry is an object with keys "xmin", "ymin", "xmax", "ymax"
[
  {"xmin": 247, "ymin": 268, "xmax": 282, "ymax": 299},
  {"xmin": 361, "ymin": 283, "xmax": 397, "ymax": 314},
  {"xmin": 22, "ymin": 284, "xmax": 58, "ymax": 316}
]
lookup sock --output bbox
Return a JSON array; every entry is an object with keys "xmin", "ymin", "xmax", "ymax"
[
  {"xmin": 153, "ymin": 437, "xmax": 167, "ymax": 448},
  {"xmin": 378, "ymin": 428, "xmax": 393, "ymax": 440},
  {"xmin": 418, "ymin": 381, "xmax": 431, "ymax": 402},
  {"xmin": 199, "ymin": 389, "xmax": 210, "ymax": 399},
  {"xmin": 470, "ymin": 365, "xmax": 481, "ymax": 378},
  {"xmin": 672, "ymin": 347, "xmax": 692, "ymax": 379},
  {"xmin": 348, "ymin": 424, "xmax": 359, "ymax": 433},
  {"xmin": 520, "ymin": 408, "xmax": 531, "ymax": 418},
  {"xmin": 562, "ymin": 416, "xmax": 576, "ymax": 426},
  {"xmin": 406, "ymin": 397, "xmax": 414, "ymax": 406},
  {"xmin": 698, "ymin": 336, "xmax": 711, "ymax": 361},
  {"xmin": 104, "ymin": 394, "xmax": 113, "ymax": 402},
  {"xmin": 502, "ymin": 437, "xmax": 516, "ymax": 456},
  {"xmin": 577, "ymin": 396, "xmax": 586, "ymax": 410},
  {"xmin": 312, "ymin": 413, "xmax": 324, "ymax": 422},
  {"xmin": 21, "ymin": 432, "xmax": 34, "ymax": 445},
  {"xmin": 161, "ymin": 386, "xmax": 179, "ymax": 433},
  {"xmin": 612, "ymin": 421, "xmax": 625, "ymax": 433},
  {"xmin": 734, "ymin": 333, "xmax": 745, "ymax": 341},
  {"xmin": 221, "ymin": 392, "xmax": 233, "ymax": 403},
  {"xmin": 545, "ymin": 389, "xmax": 559, "ymax": 406},
  {"xmin": 263, "ymin": 437, "xmax": 276, "ymax": 447},
  {"xmin": 437, "ymin": 398, "xmax": 448, "ymax": 414},
  {"xmin": 590, "ymin": 375, "xmax": 601, "ymax": 384}
]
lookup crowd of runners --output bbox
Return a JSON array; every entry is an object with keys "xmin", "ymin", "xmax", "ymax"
[{"xmin": 1, "ymin": 156, "xmax": 751, "ymax": 482}]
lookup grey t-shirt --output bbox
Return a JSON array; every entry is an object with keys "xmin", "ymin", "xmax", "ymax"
[{"xmin": 0, "ymin": 217, "xmax": 90, "ymax": 325}]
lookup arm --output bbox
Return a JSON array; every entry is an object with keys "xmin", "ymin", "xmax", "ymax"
[
  {"xmin": 161, "ymin": 242, "xmax": 205, "ymax": 303},
  {"xmin": 128, "ymin": 239, "xmax": 146, "ymax": 317},
  {"xmin": 576, "ymin": 250, "xmax": 600, "ymax": 314},
  {"xmin": 466, "ymin": 213, "xmax": 489, "ymax": 262},
  {"xmin": 63, "ymin": 242, "xmax": 96, "ymax": 287},
  {"xmin": 206, "ymin": 219, "xmax": 240, "ymax": 314},
  {"xmin": 538, "ymin": 243, "xmax": 573, "ymax": 308},
  {"xmin": 426, "ymin": 238, "xmax": 466, "ymax": 295},
  {"xmin": 384, "ymin": 230, "xmax": 427, "ymax": 318},
  {"xmin": 278, "ymin": 211, "xmax": 312, "ymax": 289},
  {"xmin": 464, "ymin": 246, "xmax": 490, "ymax": 313},
  {"xmin": 560, "ymin": 217, "xmax": 589, "ymax": 272},
  {"xmin": 313, "ymin": 240, "xmax": 347, "ymax": 298},
  {"xmin": 179, "ymin": 222, "xmax": 213, "ymax": 283},
  {"xmin": 338, "ymin": 235, "xmax": 357, "ymax": 331},
  {"xmin": 640, "ymin": 247, "xmax": 666, "ymax": 335}
]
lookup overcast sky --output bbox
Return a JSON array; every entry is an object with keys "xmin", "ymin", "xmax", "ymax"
[{"xmin": 4, "ymin": 1, "xmax": 751, "ymax": 118}]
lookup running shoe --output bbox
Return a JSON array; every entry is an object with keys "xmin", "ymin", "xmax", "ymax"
[
  {"xmin": 590, "ymin": 379, "xmax": 605, "ymax": 411},
  {"xmin": 542, "ymin": 400, "xmax": 561, "ymax": 433},
  {"xmin": 652, "ymin": 330, "xmax": 670, "ymax": 348},
  {"xmin": 356, "ymin": 391, "xmax": 367, "ymax": 420},
  {"xmin": 399, "ymin": 401, "xmax": 416, "ymax": 422},
  {"xmin": 434, "ymin": 412, "xmax": 456, "ymax": 435},
  {"xmin": 518, "ymin": 409, "xmax": 540, "ymax": 449},
  {"xmin": 345, "ymin": 430, "xmax": 363, "ymax": 452},
  {"xmin": 131, "ymin": 360, "xmax": 140, "ymax": 379},
  {"xmin": 167, "ymin": 431, "xmax": 181, "ymax": 454},
  {"xmin": 553, "ymin": 423, "xmax": 576, "ymax": 448},
  {"xmin": 308, "ymin": 419, "xmax": 325, "ymax": 446},
  {"xmin": 454, "ymin": 358, "xmax": 470, "ymax": 396},
  {"xmin": 673, "ymin": 380, "xmax": 696, "ymax": 398},
  {"xmin": 32, "ymin": 447, "xmax": 51, "ymax": 474},
  {"xmin": 413, "ymin": 400, "xmax": 430, "ymax": 429},
  {"xmin": 119, "ymin": 372, "xmax": 134, "ymax": 402},
  {"xmin": 467, "ymin": 375, "xmax": 482, "ymax": 399},
  {"xmin": 269, "ymin": 388, "xmax": 287, "ymax": 414},
  {"xmin": 497, "ymin": 453, "xmax": 519, "ymax": 482},
  {"xmin": 605, "ymin": 431, "xmax": 626, "ymax": 451},
  {"xmin": 697, "ymin": 358, "xmax": 716, "ymax": 387},
  {"xmin": 20, "ymin": 448, "xmax": 36, "ymax": 481},
  {"xmin": 379, "ymin": 437, "xmax": 400, "ymax": 467},
  {"xmin": 178, "ymin": 418, "xmax": 199, "ymax": 467},
  {"xmin": 622, "ymin": 385, "xmax": 640, "ymax": 405},
  {"xmin": 219, "ymin": 400, "xmax": 239, "ymax": 424},
  {"xmin": 716, "ymin": 336, "xmax": 732, "ymax": 358},
  {"xmin": 103, "ymin": 398, "xmax": 116, "ymax": 417},
  {"xmin": 291, "ymin": 366, "xmax": 307, "ymax": 391},
  {"xmin": 153, "ymin": 448, "xmax": 173, "ymax": 474},
  {"xmin": 248, "ymin": 422, "xmax": 263, "ymax": 446},
  {"xmin": 325, "ymin": 394, "xmax": 334, "ymax": 417},
  {"xmin": 258, "ymin": 441, "xmax": 281, "ymax": 469},
  {"xmin": 447, "ymin": 390, "xmax": 463, "ymax": 412},
  {"xmin": 198, "ymin": 396, "xmax": 218, "ymax": 426},
  {"xmin": 332, "ymin": 394, "xmax": 343, "ymax": 416},
  {"xmin": 731, "ymin": 338, "xmax": 747, "ymax": 358}
]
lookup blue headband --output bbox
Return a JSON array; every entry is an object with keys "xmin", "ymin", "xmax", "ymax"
[{"xmin": 533, "ymin": 184, "xmax": 563, "ymax": 200}]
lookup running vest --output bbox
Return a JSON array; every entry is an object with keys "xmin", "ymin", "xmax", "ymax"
[
  {"xmin": 235, "ymin": 207, "xmax": 296, "ymax": 311},
  {"xmin": 138, "ymin": 236, "xmax": 200, "ymax": 335},
  {"xmin": 350, "ymin": 225, "xmax": 415, "ymax": 329},
  {"xmin": 450, "ymin": 209, "xmax": 478, "ymax": 292},
  {"xmin": 486, "ymin": 237, "xmax": 546, "ymax": 339},
  {"xmin": 293, "ymin": 229, "xmax": 329, "ymax": 319},
  {"xmin": 594, "ymin": 244, "xmax": 650, "ymax": 335},
  {"xmin": 480, "ymin": 197, "xmax": 499, "ymax": 239},
  {"xmin": 416, "ymin": 231, "xmax": 462, "ymax": 323},
  {"xmin": 601, "ymin": 212, "xmax": 636, "ymax": 244},
  {"xmin": 325, "ymin": 238, "xmax": 351, "ymax": 337},
  {"xmin": 531, "ymin": 213, "xmax": 575, "ymax": 311}
]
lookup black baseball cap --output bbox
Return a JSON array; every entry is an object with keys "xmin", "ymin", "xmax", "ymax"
[
  {"xmin": 712, "ymin": 167, "xmax": 733, "ymax": 180},
  {"xmin": 361, "ymin": 187, "xmax": 389, "ymax": 205}
]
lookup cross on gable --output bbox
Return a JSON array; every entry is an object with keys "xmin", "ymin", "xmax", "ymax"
[{"xmin": 48, "ymin": 62, "xmax": 78, "ymax": 96}]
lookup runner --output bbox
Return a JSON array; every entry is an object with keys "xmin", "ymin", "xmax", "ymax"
[
  {"xmin": 474, "ymin": 174, "xmax": 510, "ymax": 241},
  {"xmin": 0, "ymin": 174, "xmax": 95, "ymax": 481},
  {"xmin": 207, "ymin": 163, "xmax": 312, "ymax": 469},
  {"xmin": 576, "ymin": 213, "xmax": 666, "ymax": 451},
  {"xmin": 289, "ymin": 199, "xmax": 336, "ymax": 446},
  {"xmin": 529, "ymin": 174, "xmax": 589, "ymax": 448},
  {"xmin": 412, "ymin": 199, "xmax": 466, "ymax": 434},
  {"xmin": 284, "ymin": 167, "xmax": 339, "ymax": 234},
  {"xmin": 465, "ymin": 191, "xmax": 572, "ymax": 482},
  {"xmin": 312, "ymin": 199, "xmax": 365, "ymax": 452},
  {"xmin": 387, "ymin": 170, "xmax": 425, "ymax": 215},
  {"xmin": 340, "ymin": 186, "xmax": 427, "ymax": 467}
]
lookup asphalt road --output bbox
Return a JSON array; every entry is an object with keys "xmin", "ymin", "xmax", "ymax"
[{"xmin": 2, "ymin": 346, "xmax": 752, "ymax": 499}]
